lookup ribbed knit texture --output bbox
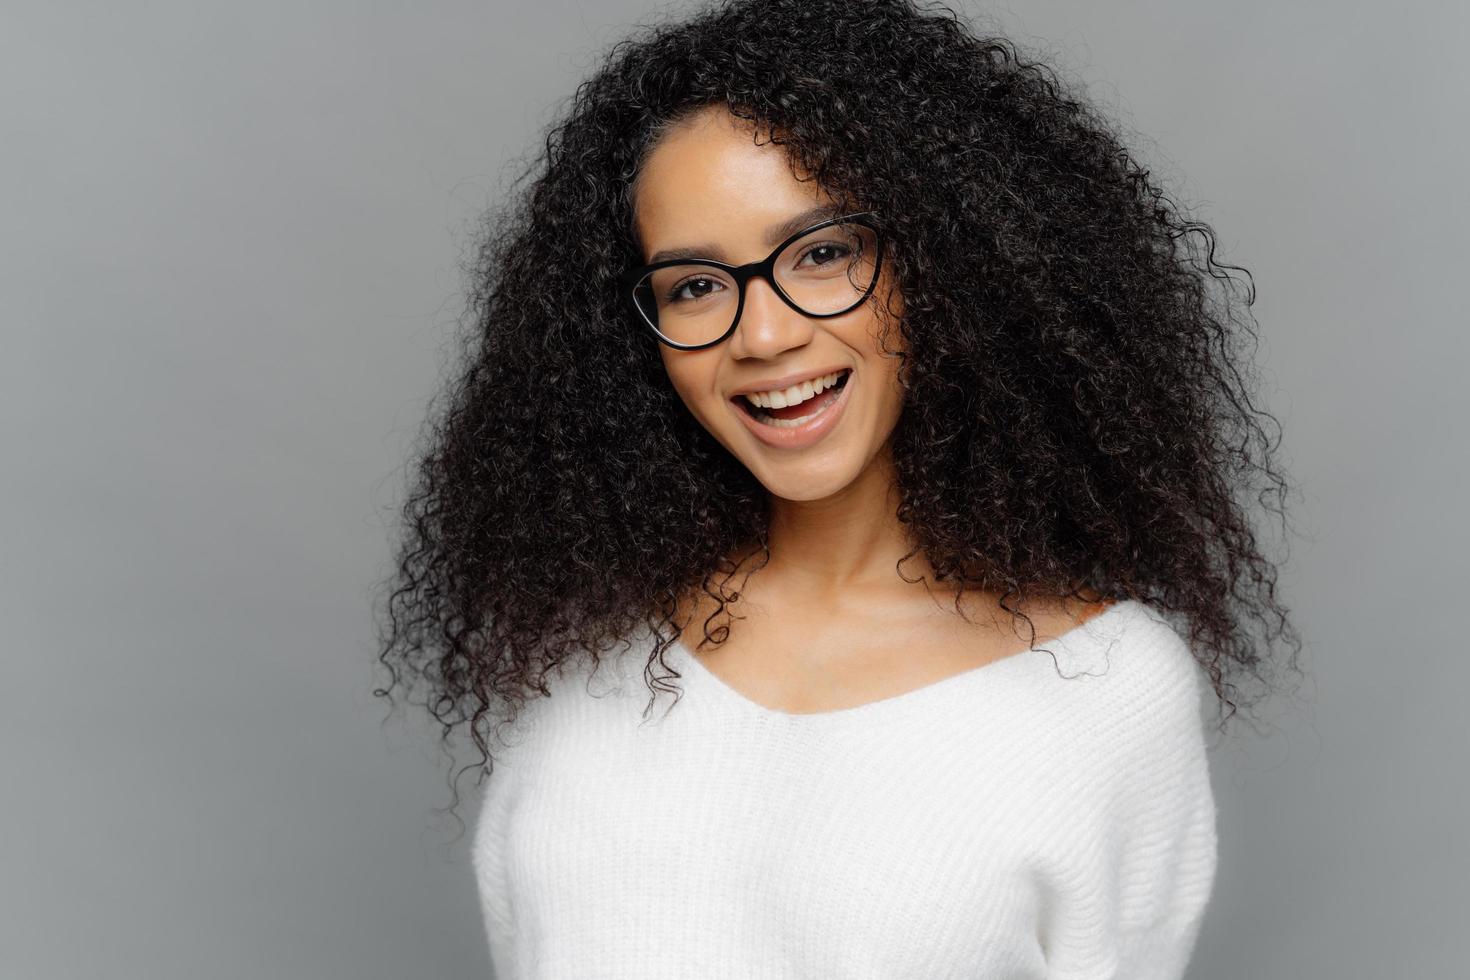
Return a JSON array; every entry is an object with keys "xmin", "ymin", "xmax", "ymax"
[{"xmin": 471, "ymin": 598, "xmax": 1218, "ymax": 979}]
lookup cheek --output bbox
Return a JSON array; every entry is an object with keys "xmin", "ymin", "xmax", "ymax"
[
  {"xmin": 659, "ymin": 352, "xmax": 692, "ymax": 399},
  {"xmin": 661, "ymin": 355, "xmax": 722, "ymax": 418},
  {"xmin": 855, "ymin": 315, "xmax": 908, "ymax": 414}
]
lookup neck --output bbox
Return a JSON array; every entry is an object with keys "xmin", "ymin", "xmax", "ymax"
[{"xmin": 758, "ymin": 446, "xmax": 933, "ymax": 595}]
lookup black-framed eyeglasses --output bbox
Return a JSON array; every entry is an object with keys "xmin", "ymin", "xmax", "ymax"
[{"xmin": 619, "ymin": 211, "xmax": 884, "ymax": 351}]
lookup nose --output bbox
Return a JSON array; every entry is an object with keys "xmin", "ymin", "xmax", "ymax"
[{"xmin": 729, "ymin": 273, "xmax": 814, "ymax": 358}]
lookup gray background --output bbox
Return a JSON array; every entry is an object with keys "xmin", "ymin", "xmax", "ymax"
[{"xmin": 3, "ymin": 1, "xmax": 1464, "ymax": 977}]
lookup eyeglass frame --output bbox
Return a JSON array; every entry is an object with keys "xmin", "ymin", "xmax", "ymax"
[{"xmin": 619, "ymin": 211, "xmax": 885, "ymax": 351}]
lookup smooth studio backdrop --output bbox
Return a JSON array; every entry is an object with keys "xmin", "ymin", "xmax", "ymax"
[{"xmin": 2, "ymin": 1, "xmax": 1464, "ymax": 977}]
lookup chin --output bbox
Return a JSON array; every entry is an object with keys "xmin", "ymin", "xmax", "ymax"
[{"xmin": 746, "ymin": 457, "xmax": 860, "ymax": 503}]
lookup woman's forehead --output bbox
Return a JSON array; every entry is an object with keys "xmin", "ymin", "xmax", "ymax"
[{"xmin": 633, "ymin": 112, "xmax": 832, "ymax": 258}]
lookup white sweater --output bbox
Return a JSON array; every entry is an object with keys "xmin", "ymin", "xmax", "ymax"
[{"xmin": 472, "ymin": 598, "xmax": 1218, "ymax": 979}]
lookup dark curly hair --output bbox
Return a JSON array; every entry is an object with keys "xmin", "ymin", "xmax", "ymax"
[{"xmin": 374, "ymin": 0, "xmax": 1303, "ymax": 823}]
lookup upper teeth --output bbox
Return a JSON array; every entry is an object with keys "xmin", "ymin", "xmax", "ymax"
[{"xmin": 741, "ymin": 370, "xmax": 846, "ymax": 409}]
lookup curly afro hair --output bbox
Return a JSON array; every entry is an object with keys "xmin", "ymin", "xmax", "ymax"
[{"xmin": 374, "ymin": 0, "xmax": 1303, "ymax": 820}]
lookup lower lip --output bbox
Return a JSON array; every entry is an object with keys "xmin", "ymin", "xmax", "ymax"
[{"xmin": 730, "ymin": 372, "xmax": 853, "ymax": 450}]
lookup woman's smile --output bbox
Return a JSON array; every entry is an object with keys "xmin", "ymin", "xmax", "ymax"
[{"xmin": 730, "ymin": 365, "xmax": 854, "ymax": 449}]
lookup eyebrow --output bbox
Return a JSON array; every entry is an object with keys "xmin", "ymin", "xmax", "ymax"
[{"xmin": 645, "ymin": 203, "xmax": 848, "ymax": 265}]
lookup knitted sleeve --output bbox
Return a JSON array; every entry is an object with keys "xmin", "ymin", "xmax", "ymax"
[
  {"xmin": 1040, "ymin": 625, "xmax": 1220, "ymax": 980},
  {"xmin": 1107, "ymin": 653, "xmax": 1218, "ymax": 979},
  {"xmin": 472, "ymin": 750, "xmax": 521, "ymax": 980}
]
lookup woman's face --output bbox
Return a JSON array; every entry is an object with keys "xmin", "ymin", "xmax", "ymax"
[{"xmin": 631, "ymin": 107, "xmax": 907, "ymax": 502}]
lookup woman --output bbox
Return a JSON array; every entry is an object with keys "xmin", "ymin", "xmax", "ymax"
[{"xmin": 374, "ymin": 0, "xmax": 1301, "ymax": 976}]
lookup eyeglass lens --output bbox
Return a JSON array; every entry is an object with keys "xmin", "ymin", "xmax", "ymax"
[{"xmin": 631, "ymin": 220, "xmax": 879, "ymax": 347}]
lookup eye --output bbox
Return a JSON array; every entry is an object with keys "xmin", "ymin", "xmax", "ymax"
[
  {"xmin": 796, "ymin": 241, "xmax": 855, "ymax": 268},
  {"xmin": 665, "ymin": 275, "xmax": 727, "ymax": 304}
]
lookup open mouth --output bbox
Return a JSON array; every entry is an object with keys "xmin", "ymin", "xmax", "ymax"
[{"xmin": 734, "ymin": 368, "xmax": 851, "ymax": 428}]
